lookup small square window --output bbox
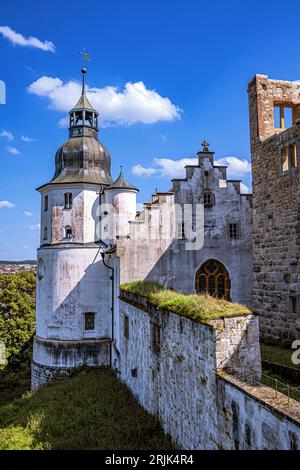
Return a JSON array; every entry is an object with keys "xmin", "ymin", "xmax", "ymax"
[
  {"xmin": 228, "ymin": 223, "xmax": 240, "ymax": 240},
  {"xmin": 84, "ymin": 312, "xmax": 95, "ymax": 331}
]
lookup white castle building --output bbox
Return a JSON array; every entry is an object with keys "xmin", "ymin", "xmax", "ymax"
[{"xmin": 31, "ymin": 69, "xmax": 253, "ymax": 389}]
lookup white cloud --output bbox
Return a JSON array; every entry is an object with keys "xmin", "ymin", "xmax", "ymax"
[
  {"xmin": 0, "ymin": 130, "xmax": 14, "ymax": 141},
  {"xmin": 5, "ymin": 146, "xmax": 20, "ymax": 155},
  {"xmin": 28, "ymin": 76, "xmax": 182, "ymax": 126},
  {"xmin": 240, "ymin": 182, "xmax": 251, "ymax": 194},
  {"xmin": 0, "ymin": 26, "xmax": 55, "ymax": 52},
  {"xmin": 215, "ymin": 156, "xmax": 251, "ymax": 178},
  {"xmin": 29, "ymin": 224, "xmax": 40, "ymax": 230},
  {"xmin": 24, "ymin": 211, "xmax": 33, "ymax": 217},
  {"xmin": 154, "ymin": 157, "xmax": 198, "ymax": 179},
  {"xmin": 0, "ymin": 200, "xmax": 15, "ymax": 208},
  {"xmin": 21, "ymin": 136, "xmax": 36, "ymax": 142},
  {"xmin": 132, "ymin": 165, "xmax": 158, "ymax": 177}
]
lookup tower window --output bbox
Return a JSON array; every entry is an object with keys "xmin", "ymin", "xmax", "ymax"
[
  {"xmin": 65, "ymin": 226, "xmax": 73, "ymax": 239},
  {"xmin": 43, "ymin": 227, "xmax": 48, "ymax": 240},
  {"xmin": 44, "ymin": 195, "xmax": 48, "ymax": 212},
  {"xmin": 203, "ymin": 192, "xmax": 214, "ymax": 208},
  {"xmin": 64, "ymin": 193, "xmax": 73, "ymax": 209},
  {"xmin": 84, "ymin": 312, "xmax": 95, "ymax": 331},
  {"xmin": 228, "ymin": 223, "xmax": 240, "ymax": 240}
]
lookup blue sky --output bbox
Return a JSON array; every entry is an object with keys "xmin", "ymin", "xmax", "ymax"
[{"xmin": 1, "ymin": 0, "xmax": 300, "ymax": 260}]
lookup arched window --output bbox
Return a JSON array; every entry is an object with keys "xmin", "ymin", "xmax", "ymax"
[
  {"xmin": 43, "ymin": 227, "xmax": 48, "ymax": 240},
  {"xmin": 65, "ymin": 226, "xmax": 73, "ymax": 239},
  {"xmin": 195, "ymin": 259, "xmax": 231, "ymax": 300}
]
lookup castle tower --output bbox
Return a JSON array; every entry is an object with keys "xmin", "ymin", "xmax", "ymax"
[
  {"xmin": 103, "ymin": 167, "xmax": 138, "ymax": 242},
  {"xmin": 31, "ymin": 68, "xmax": 118, "ymax": 389}
]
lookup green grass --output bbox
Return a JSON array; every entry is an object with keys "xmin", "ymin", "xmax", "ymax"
[
  {"xmin": 261, "ymin": 343, "xmax": 300, "ymax": 370},
  {"xmin": 0, "ymin": 367, "xmax": 174, "ymax": 450},
  {"xmin": 121, "ymin": 280, "xmax": 252, "ymax": 323}
]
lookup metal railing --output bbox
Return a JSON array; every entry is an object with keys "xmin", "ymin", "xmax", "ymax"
[{"xmin": 226, "ymin": 367, "xmax": 300, "ymax": 404}]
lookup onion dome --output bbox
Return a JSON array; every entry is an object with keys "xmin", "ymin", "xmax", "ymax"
[
  {"xmin": 44, "ymin": 68, "xmax": 113, "ymax": 187},
  {"xmin": 105, "ymin": 167, "xmax": 139, "ymax": 192}
]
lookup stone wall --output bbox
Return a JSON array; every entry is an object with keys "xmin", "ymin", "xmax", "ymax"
[
  {"xmin": 115, "ymin": 290, "xmax": 300, "ymax": 450},
  {"xmin": 249, "ymin": 75, "xmax": 300, "ymax": 345}
]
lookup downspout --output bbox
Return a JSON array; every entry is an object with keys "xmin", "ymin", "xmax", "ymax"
[
  {"xmin": 99, "ymin": 187, "xmax": 114, "ymax": 368},
  {"xmin": 101, "ymin": 251, "xmax": 114, "ymax": 368}
]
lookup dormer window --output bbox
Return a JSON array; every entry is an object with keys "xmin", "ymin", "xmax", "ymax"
[
  {"xmin": 65, "ymin": 226, "xmax": 73, "ymax": 239},
  {"xmin": 64, "ymin": 193, "xmax": 72, "ymax": 209}
]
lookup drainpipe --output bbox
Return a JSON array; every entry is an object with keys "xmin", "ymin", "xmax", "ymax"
[{"xmin": 101, "ymin": 250, "xmax": 114, "ymax": 368}]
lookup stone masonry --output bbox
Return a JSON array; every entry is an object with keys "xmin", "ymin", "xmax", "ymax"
[
  {"xmin": 248, "ymin": 75, "xmax": 300, "ymax": 345},
  {"xmin": 115, "ymin": 289, "xmax": 300, "ymax": 450}
]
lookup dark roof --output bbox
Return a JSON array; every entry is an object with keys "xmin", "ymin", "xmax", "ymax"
[{"xmin": 105, "ymin": 168, "xmax": 138, "ymax": 191}]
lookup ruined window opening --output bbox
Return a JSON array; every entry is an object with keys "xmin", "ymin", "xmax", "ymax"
[
  {"xmin": 281, "ymin": 147, "xmax": 289, "ymax": 172},
  {"xmin": 84, "ymin": 312, "xmax": 95, "ymax": 331},
  {"xmin": 44, "ymin": 195, "xmax": 48, "ymax": 212},
  {"xmin": 123, "ymin": 314, "xmax": 129, "ymax": 339},
  {"xmin": 290, "ymin": 144, "xmax": 297, "ymax": 168},
  {"xmin": 289, "ymin": 296, "xmax": 298, "ymax": 315},
  {"xmin": 228, "ymin": 223, "xmax": 240, "ymax": 240},
  {"xmin": 274, "ymin": 105, "xmax": 295, "ymax": 130},
  {"xmin": 289, "ymin": 431, "xmax": 299, "ymax": 450},
  {"xmin": 64, "ymin": 192, "xmax": 73, "ymax": 209},
  {"xmin": 151, "ymin": 322, "xmax": 161, "ymax": 356},
  {"xmin": 203, "ymin": 192, "xmax": 214, "ymax": 208},
  {"xmin": 65, "ymin": 226, "xmax": 73, "ymax": 239},
  {"xmin": 43, "ymin": 227, "xmax": 48, "ymax": 240}
]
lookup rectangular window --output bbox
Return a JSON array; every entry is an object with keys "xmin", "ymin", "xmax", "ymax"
[
  {"xmin": 84, "ymin": 312, "xmax": 95, "ymax": 331},
  {"xmin": 281, "ymin": 147, "xmax": 289, "ymax": 172},
  {"xmin": 203, "ymin": 192, "xmax": 213, "ymax": 207},
  {"xmin": 176, "ymin": 222, "xmax": 185, "ymax": 239},
  {"xmin": 290, "ymin": 144, "xmax": 297, "ymax": 168},
  {"xmin": 151, "ymin": 322, "xmax": 161, "ymax": 356},
  {"xmin": 228, "ymin": 223, "xmax": 240, "ymax": 240},
  {"xmin": 44, "ymin": 195, "xmax": 48, "ymax": 212},
  {"xmin": 64, "ymin": 193, "xmax": 73, "ymax": 209},
  {"xmin": 290, "ymin": 296, "xmax": 298, "ymax": 315},
  {"xmin": 123, "ymin": 315, "xmax": 129, "ymax": 339},
  {"xmin": 274, "ymin": 105, "xmax": 295, "ymax": 130}
]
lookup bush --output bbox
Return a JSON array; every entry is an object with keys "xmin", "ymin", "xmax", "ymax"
[{"xmin": 0, "ymin": 271, "xmax": 36, "ymax": 371}]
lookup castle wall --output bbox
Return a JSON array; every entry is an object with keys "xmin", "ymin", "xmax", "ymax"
[
  {"xmin": 249, "ymin": 75, "xmax": 300, "ymax": 344},
  {"xmin": 115, "ymin": 291, "xmax": 300, "ymax": 450}
]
